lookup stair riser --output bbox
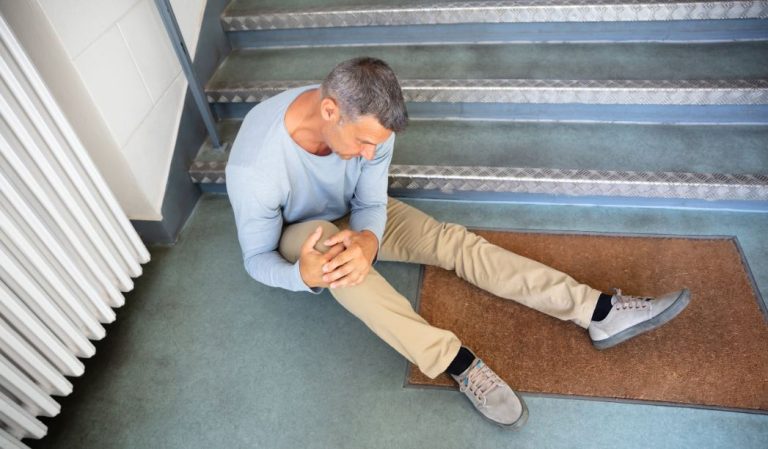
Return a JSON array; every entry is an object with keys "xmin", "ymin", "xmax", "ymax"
[{"xmin": 227, "ymin": 20, "xmax": 768, "ymax": 49}]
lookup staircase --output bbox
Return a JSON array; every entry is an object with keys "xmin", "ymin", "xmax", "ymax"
[{"xmin": 190, "ymin": 0, "xmax": 768, "ymax": 211}]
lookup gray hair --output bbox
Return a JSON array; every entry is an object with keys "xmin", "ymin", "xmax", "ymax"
[{"xmin": 321, "ymin": 57, "xmax": 408, "ymax": 133}]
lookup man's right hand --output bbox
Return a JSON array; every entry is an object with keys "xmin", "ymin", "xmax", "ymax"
[{"xmin": 298, "ymin": 226, "xmax": 344, "ymax": 288}]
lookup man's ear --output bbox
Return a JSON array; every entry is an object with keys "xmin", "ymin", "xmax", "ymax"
[{"xmin": 320, "ymin": 97, "xmax": 339, "ymax": 122}]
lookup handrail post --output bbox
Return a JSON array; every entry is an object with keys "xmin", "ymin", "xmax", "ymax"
[{"xmin": 154, "ymin": 0, "xmax": 225, "ymax": 152}]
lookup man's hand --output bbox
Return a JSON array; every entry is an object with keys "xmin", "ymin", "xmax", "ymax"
[
  {"xmin": 321, "ymin": 230, "xmax": 378, "ymax": 289},
  {"xmin": 298, "ymin": 226, "xmax": 345, "ymax": 288}
]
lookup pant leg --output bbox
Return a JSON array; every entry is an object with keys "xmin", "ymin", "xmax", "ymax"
[
  {"xmin": 278, "ymin": 219, "xmax": 462, "ymax": 379},
  {"xmin": 379, "ymin": 198, "xmax": 601, "ymax": 329}
]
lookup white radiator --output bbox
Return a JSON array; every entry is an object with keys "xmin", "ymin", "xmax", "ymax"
[{"xmin": 0, "ymin": 14, "xmax": 150, "ymax": 448}]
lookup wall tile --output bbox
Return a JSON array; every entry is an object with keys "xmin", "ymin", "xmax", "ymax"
[
  {"xmin": 119, "ymin": 0, "xmax": 180, "ymax": 102},
  {"xmin": 121, "ymin": 74, "xmax": 187, "ymax": 217},
  {"xmin": 74, "ymin": 26, "xmax": 153, "ymax": 148},
  {"xmin": 37, "ymin": 0, "xmax": 140, "ymax": 59}
]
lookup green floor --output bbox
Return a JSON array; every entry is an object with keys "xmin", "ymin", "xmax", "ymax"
[{"xmin": 32, "ymin": 195, "xmax": 768, "ymax": 449}]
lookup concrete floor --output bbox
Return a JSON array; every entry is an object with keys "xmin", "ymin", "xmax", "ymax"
[{"xmin": 30, "ymin": 195, "xmax": 768, "ymax": 449}]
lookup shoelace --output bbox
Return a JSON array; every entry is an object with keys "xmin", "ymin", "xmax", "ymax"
[
  {"xmin": 613, "ymin": 288, "xmax": 651, "ymax": 311},
  {"xmin": 459, "ymin": 361, "xmax": 502, "ymax": 407}
]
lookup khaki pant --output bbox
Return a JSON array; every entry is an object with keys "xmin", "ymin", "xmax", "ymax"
[{"xmin": 279, "ymin": 198, "xmax": 601, "ymax": 379}]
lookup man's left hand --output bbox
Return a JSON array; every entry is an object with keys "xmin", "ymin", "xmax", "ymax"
[{"xmin": 321, "ymin": 230, "xmax": 379, "ymax": 288}]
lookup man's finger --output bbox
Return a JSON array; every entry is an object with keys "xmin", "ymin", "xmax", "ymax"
[
  {"xmin": 323, "ymin": 243, "xmax": 345, "ymax": 261},
  {"xmin": 330, "ymin": 273, "xmax": 355, "ymax": 289},
  {"xmin": 323, "ymin": 250, "xmax": 355, "ymax": 273},
  {"xmin": 323, "ymin": 264, "xmax": 354, "ymax": 283},
  {"xmin": 332, "ymin": 271, "xmax": 368, "ymax": 289},
  {"xmin": 300, "ymin": 226, "xmax": 323, "ymax": 255},
  {"xmin": 323, "ymin": 230, "xmax": 352, "ymax": 247}
]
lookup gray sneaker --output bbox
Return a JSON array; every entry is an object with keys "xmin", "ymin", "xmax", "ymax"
[
  {"xmin": 589, "ymin": 288, "xmax": 691, "ymax": 350},
  {"xmin": 450, "ymin": 356, "xmax": 528, "ymax": 429}
]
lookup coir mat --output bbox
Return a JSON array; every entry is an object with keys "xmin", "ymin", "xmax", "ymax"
[{"xmin": 405, "ymin": 231, "xmax": 768, "ymax": 413}]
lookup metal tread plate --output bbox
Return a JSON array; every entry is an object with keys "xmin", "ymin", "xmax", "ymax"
[
  {"xmin": 388, "ymin": 164, "xmax": 768, "ymax": 200},
  {"xmin": 189, "ymin": 160, "xmax": 768, "ymax": 201},
  {"xmin": 221, "ymin": 1, "xmax": 768, "ymax": 30},
  {"xmin": 206, "ymin": 79, "xmax": 768, "ymax": 105},
  {"xmin": 190, "ymin": 160, "xmax": 227, "ymax": 184}
]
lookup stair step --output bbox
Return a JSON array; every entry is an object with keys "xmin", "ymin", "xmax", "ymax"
[
  {"xmin": 392, "ymin": 121, "xmax": 768, "ymax": 174},
  {"xmin": 190, "ymin": 119, "xmax": 768, "ymax": 209},
  {"xmin": 222, "ymin": 0, "xmax": 768, "ymax": 31},
  {"xmin": 206, "ymin": 43, "xmax": 768, "ymax": 121},
  {"xmin": 208, "ymin": 43, "xmax": 768, "ymax": 84},
  {"xmin": 206, "ymin": 43, "xmax": 768, "ymax": 106}
]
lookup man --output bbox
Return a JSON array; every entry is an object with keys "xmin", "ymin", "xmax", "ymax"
[{"xmin": 226, "ymin": 57, "xmax": 690, "ymax": 429}]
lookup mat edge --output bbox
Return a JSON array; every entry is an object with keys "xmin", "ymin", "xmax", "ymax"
[{"xmin": 401, "ymin": 376, "xmax": 768, "ymax": 416}]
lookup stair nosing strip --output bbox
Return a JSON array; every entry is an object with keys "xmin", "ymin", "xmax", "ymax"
[
  {"xmin": 206, "ymin": 79, "xmax": 768, "ymax": 105},
  {"xmin": 388, "ymin": 165, "xmax": 768, "ymax": 184},
  {"xmin": 221, "ymin": 1, "xmax": 768, "ymax": 31},
  {"xmin": 387, "ymin": 165, "xmax": 768, "ymax": 200},
  {"xmin": 190, "ymin": 162, "xmax": 768, "ymax": 200}
]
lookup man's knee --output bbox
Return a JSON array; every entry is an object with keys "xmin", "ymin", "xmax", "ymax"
[
  {"xmin": 435, "ymin": 222, "xmax": 473, "ymax": 269},
  {"xmin": 279, "ymin": 220, "xmax": 340, "ymax": 262},
  {"xmin": 310, "ymin": 220, "xmax": 342, "ymax": 253}
]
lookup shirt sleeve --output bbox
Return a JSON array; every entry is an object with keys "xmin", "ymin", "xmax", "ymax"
[
  {"xmin": 226, "ymin": 164, "xmax": 320, "ymax": 293},
  {"xmin": 348, "ymin": 133, "xmax": 395, "ymax": 248}
]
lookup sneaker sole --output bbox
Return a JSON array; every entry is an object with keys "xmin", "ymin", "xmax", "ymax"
[
  {"xmin": 476, "ymin": 390, "xmax": 529, "ymax": 430},
  {"xmin": 592, "ymin": 288, "xmax": 691, "ymax": 351}
]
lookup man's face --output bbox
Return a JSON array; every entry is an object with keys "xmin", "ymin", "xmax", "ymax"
[{"xmin": 320, "ymin": 98, "xmax": 392, "ymax": 161}]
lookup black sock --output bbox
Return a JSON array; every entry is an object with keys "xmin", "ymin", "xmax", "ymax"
[
  {"xmin": 591, "ymin": 293, "xmax": 615, "ymax": 322},
  {"xmin": 445, "ymin": 346, "xmax": 475, "ymax": 376}
]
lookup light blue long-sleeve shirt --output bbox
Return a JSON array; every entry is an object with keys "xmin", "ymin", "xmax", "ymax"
[{"xmin": 226, "ymin": 85, "xmax": 394, "ymax": 292}]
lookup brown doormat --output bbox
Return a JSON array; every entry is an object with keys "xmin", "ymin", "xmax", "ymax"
[{"xmin": 405, "ymin": 231, "xmax": 768, "ymax": 413}]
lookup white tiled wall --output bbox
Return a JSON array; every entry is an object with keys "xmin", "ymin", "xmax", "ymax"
[
  {"xmin": 33, "ymin": 0, "xmax": 206, "ymax": 220},
  {"xmin": 74, "ymin": 25, "xmax": 154, "ymax": 148},
  {"xmin": 37, "ymin": 0, "xmax": 140, "ymax": 59},
  {"xmin": 123, "ymin": 74, "xmax": 187, "ymax": 214},
  {"xmin": 119, "ymin": 0, "xmax": 180, "ymax": 102}
]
